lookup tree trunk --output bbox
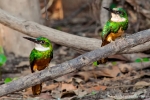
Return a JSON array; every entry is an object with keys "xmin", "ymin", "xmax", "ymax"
[{"xmin": 0, "ymin": 0, "xmax": 41, "ymax": 57}]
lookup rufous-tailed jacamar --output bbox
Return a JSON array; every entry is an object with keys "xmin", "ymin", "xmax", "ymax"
[
  {"xmin": 24, "ymin": 37, "xmax": 53, "ymax": 95},
  {"xmin": 97, "ymin": 7, "xmax": 128, "ymax": 64}
]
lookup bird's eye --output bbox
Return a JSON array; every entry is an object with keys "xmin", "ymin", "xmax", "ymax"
[
  {"xmin": 40, "ymin": 40, "xmax": 45, "ymax": 44},
  {"xmin": 116, "ymin": 11, "xmax": 123, "ymax": 15},
  {"xmin": 116, "ymin": 11, "xmax": 120, "ymax": 14}
]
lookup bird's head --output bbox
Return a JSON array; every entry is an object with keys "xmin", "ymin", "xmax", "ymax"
[
  {"xmin": 103, "ymin": 7, "xmax": 128, "ymax": 22},
  {"xmin": 23, "ymin": 36, "xmax": 52, "ymax": 51}
]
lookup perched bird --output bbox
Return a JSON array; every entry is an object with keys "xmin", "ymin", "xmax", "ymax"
[
  {"xmin": 98, "ymin": 7, "xmax": 128, "ymax": 64},
  {"xmin": 24, "ymin": 37, "xmax": 53, "ymax": 95}
]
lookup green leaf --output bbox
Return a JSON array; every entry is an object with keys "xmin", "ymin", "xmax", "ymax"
[
  {"xmin": 4, "ymin": 77, "xmax": 13, "ymax": 84},
  {"xmin": 135, "ymin": 58, "xmax": 142, "ymax": 63},
  {"xmin": 93, "ymin": 61, "xmax": 98, "ymax": 67},
  {"xmin": 91, "ymin": 91, "xmax": 96, "ymax": 95},
  {"xmin": 0, "ymin": 54, "xmax": 7, "ymax": 66},
  {"xmin": 12, "ymin": 77, "xmax": 18, "ymax": 81},
  {"xmin": 112, "ymin": 62, "xmax": 117, "ymax": 65},
  {"xmin": 142, "ymin": 57, "xmax": 149, "ymax": 62}
]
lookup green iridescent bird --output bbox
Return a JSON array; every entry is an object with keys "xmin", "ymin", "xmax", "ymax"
[
  {"xmin": 24, "ymin": 37, "xmax": 53, "ymax": 95},
  {"xmin": 97, "ymin": 7, "xmax": 128, "ymax": 64}
]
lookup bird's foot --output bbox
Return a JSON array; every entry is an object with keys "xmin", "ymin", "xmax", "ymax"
[{"xmin": 34, "ymin": 69, "xmax": 39, "ymax": 72}]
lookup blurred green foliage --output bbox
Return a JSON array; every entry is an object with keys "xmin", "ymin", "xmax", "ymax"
[
  {"xmin": 112, "ymin": 61, "xmax": 117, "ymax": 65},
  {"xmin": 4, "ymin": 77, "xmax": 18, "ymax": 84},
  {"xmin": 110, "ymin": 3, "xmax": 117, "ymax": 9},
  {"xmin": 93, "ymin": 61, "xmax": 98, "ymax": 67},
  {"xmin": 0, "ymin": 54, "xmax": 7, "ymax": 66},
  {"xmin": 4, "ymin": 77, "xmax": 13, "ymax": 84},
  {"xmin": 135, "ymin": 57, "xmax": 150, "ymax": 63},
  {"xmin": 91, "ymin": 91, "xmax": 97, "ymax": 95},
  {"xmin": 0, "ymin": 46, "xmax": 7, "ymax": 66}
]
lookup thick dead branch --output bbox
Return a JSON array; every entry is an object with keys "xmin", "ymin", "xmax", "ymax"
[
  {"xmin": 0, "ymin": 29, "xmax": 150, "ymax": 96},
  {"xmin": 0, "ymin": 8, "xmax": 149, "ymax": 53},
  {"xmin": 0, "ymin": 9, "xmax": 101, "ymax": 51}
]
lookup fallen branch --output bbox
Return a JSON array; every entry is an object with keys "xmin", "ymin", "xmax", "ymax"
[
  {"xmin": 0, "ymin": 8, "xmax": 149, "ymax": 53},
  {"xmin": 0, "ymin": 29, "xmax": 150, "ymax": 96}
]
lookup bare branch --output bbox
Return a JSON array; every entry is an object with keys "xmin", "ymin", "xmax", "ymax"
[
  {"xmin": 0, "ymin": 8, "xmax": 101, "ymax": 51},
  {"xmin": 0, "ymin": 29, "xmax": 150, "ymax": 96},
  {"xmin": 0, "ymin": 8, "xmax": 149, "ymax": 53}
]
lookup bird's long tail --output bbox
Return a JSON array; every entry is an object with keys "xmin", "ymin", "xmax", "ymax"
[
  {"xmin": 32, "ymin": 84, "xmax": 42, "ymax": 95},
  {"xmin": 97, "ymin": 40, "xmax": 110, "ymax": 64}
]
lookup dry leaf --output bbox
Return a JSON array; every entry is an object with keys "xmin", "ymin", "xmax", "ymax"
[
  {"xmin": 86, "ymin": 85, "xmax": 107, "ymax": 93},
  {"xmin": 72, "ymin": 77, "xmax": 84, "ymax": 84},
  {"xmin": 74, "ymin": 89, "xmax": 87, "ymax": 97},
  {"xmin": 99, "ymin": 66, "xmax": 121, "ymax": 77},
  {"xmin": 118, "ymin": 64, "xmax": 133, "ymax": 73},
  {"xmin": 75, "ymin": 66, "xmax": 121, "ymax": 82},
  {"xmin": 35, "ymin": 93, "xmax": 52, "ymax": 99},
  {"xmin": 42, "ymin": 83, "xmax": 59, "ymax": 91},
  {"xmin": 134, "ymin": 81, "xmax": 150, "ymax": 89},
  {"xmin": 51, "ymin": 89, "xmax": 62, "ymax": 98},
  {"xmin": 22, "ymin": 87, "xmax": 32, "ymax": 96},
  {"xmin": 61, "ymin": 91, "xmax": 76, "ymax": 98},
  {"xmin": 75, "ymin": 71, "xmax": 94, "ymax": 81},
  {"xmin": 50, "ymin": 0, "xmax": 63, "ymax": 20},
  {"xmin": 61, "ymin": 83, "xmax": 77, "ymax": 91}
]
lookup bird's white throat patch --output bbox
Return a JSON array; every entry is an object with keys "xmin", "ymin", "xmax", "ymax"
[
  {"xmin": 111, "ymin": 13, "xmax": 126, "ymax": 22},
  {"xmin": 35, "ymin": 44, "xmax": 50, "ymax": 51}
]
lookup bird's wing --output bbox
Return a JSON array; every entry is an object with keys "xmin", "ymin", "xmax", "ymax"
[
  {"xmin": 50, "ymin": 50, "xmax": 53, "ymax": 59},
  {"xmin": 100, "ymin": 21, "xmax": 111, "ymax": 41},
  {"xmin": 100, "ymin": 20, "xmax": 120, "ymax": 41},
  {"xmin": 29, "ymin": 49, "xmax": 36, "ymax": 73}
]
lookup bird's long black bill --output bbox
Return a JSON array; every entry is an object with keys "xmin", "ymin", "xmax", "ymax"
[
  {"xmin": 103, "ymin": 7, "xmax": 115, "ymax": 13},
  {"xmin": 23, "ymin": 37, "xmax": 38, "ymax": 43}
]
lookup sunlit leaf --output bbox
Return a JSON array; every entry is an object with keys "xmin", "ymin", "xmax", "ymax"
[
  {"xmin": 93, "ymin": 61, "xmax": 98, "ymax": 67},
  {"xmin": 142, "ymin": 57, "xmax": 149, "ymax": 62},
  {"xmin": 4, "ymin": 77, "xmax": 13, "ymax": 84},
  {"xmin": 135, "ymin": 58, "xmax": 142, "ymax": 63}
]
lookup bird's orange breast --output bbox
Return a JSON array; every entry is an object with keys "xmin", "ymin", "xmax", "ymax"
[
  {"xmin": 106, "ymin": 28, "xmax": 124, "ymax": 42},
  {"xmin": 33, "ymin": 58, "xmax": 51, "ymax": 71}
]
